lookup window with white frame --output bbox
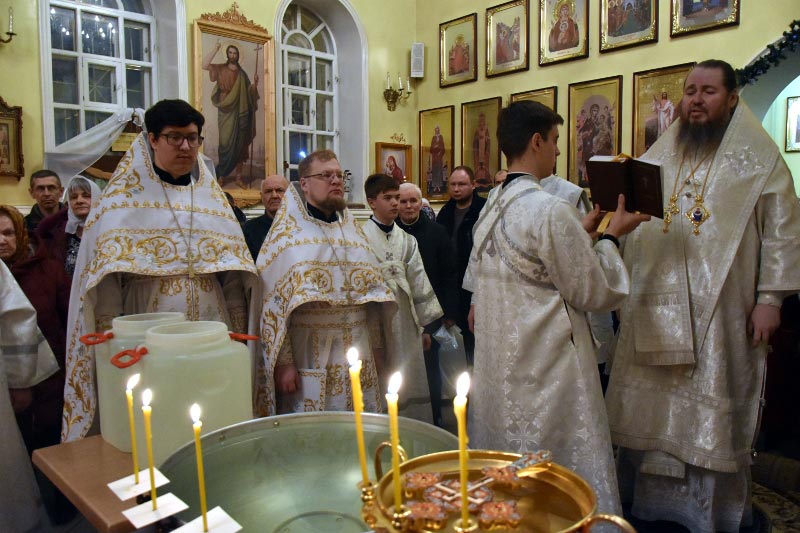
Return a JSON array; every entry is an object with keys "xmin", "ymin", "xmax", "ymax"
[
  {"xmin": 280, "ymin": 4, "xmax": 337, "ymax": 180},
  {"xmin": 43, "ymin": 0, "xmax": 155, "ymax": 148}
]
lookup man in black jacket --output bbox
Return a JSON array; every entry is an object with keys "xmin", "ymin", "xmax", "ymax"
[
  {"xmin": 397, "ymin": 182, "xmax": 459, "ymax": 426},
  {"xmin": 435, "ymin": 165, "xmax": 486, "ymax": 366}
]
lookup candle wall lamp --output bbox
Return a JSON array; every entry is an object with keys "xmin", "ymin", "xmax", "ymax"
[
  {"xmin": 384, "ymin": 72, "xmax": 412, "ymax": 112},
  {"xmin": 1, "ymin": 7, "xmax": 15, "ymax": 44}
]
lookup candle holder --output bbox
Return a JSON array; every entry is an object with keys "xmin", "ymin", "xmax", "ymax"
[
  {"xmin": 1, "ymin": 7, "xmax": 14, "ymax": 44},
  {"xmin": 383, "ymin": 86, "xmax": 412, "ymax": 112},
  {"xmin": 452, "ymin": 518, "xmax": 478, "ymax": 532},
  {"xmin": 391, "ymin": 505, "xmax": 411, "ymax": 529}
]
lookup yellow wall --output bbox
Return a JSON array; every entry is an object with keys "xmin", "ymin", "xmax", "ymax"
[
  {"xmin": 0, "ymin": 0, "xmax": 45, "ymax": 205},
  {"xmin": 2, "ymin": 0, "xmax": 797, "ymax": 205},
  {"xmin": 413, "ymin": 0, "xmax": 800, "ymax": 180}
]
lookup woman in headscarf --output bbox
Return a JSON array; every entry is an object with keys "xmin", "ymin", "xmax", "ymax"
[
  {"xmin": 0, "ymin": 205, "xmax": 70, "ymax": 452},
  {"xmin": 36, "ymin": 175, "xmax": 101, "ymax": 278}
]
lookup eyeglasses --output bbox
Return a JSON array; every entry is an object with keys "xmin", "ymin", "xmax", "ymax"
[
  {"xmin": 302, "ymin": 171, "xmax": 345, "ymax": 183},
  {"xmin": 160, "ymin": 132, "xmax": 204, "ymax": 147}
]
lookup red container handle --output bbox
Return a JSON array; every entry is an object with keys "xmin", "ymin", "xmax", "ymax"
[
  {"xmin": 229, "ymin": 332, "xmax": 259, "ymax": 341},
  {"xmin": 80, "ymin": 330, "xmax": 114, "ymax": 345},
  {"xmin": 111, "ymin": 346, "xmax": 148, "ymax": 369}
]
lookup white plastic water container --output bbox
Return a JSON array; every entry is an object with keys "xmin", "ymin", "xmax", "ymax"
[
  {"xmin": 133, "ymin": 321, "xmax": 252, "ymax": 466},
  {"xmin": 95, "ymin": 312, "xmax": 186, "ymax": 452}
]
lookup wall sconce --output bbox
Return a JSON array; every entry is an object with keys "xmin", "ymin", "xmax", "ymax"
[
  {"xmin": 0, "ymin": 7, "xmax": 15, "ymax": 44},
  {"xmin": 383, "ymin": 72, "xmax": 411, "ymax": 112}
]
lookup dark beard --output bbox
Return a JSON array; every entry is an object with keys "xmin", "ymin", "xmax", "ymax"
[
  {"xmin": 677, "ymin": 113, "xmax": 730, "ymax": 151},
  {"xmin": 321, "ymin": 197, "xmax": 347, "ymax": 212}
]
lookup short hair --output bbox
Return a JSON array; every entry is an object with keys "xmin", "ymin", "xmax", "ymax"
[
  {"xmin": 30, "ymin": 169, "xmax": 61, "ymax": 188},
  {"xmin": 399, "ymin": 182, "xmax": 422, "ymax": 198},
  {"xmin": 66, "ymin": 176, "xmax": 93, "ymax": 197},
  {"xmin": 694, "ymin": 59, "xmax": 738, "ymax": 92},
  {"xmin": 497, "ymin": 101, "xmax": 564, "ymax": 163},
  {"xmin": 298, "ymin": 149, "xmax": 338, "ymax": 178},
  {"xmin": 364, "ymin": 173, "xmax": 399, "ymax": 199},
  {"xmin": 450, "ymin": 165, "xmax": 475, "ymax": 182},
  {"xmin": 144, "ymin": 99, "xmax": 205, "ymax": 137}
]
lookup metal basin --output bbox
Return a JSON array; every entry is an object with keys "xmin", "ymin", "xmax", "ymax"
[{"xmin": 159, "ymin": 412, "xmax": 457, "ymax": 532}]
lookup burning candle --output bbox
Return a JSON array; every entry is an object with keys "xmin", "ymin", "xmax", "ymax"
[
  {"xmin": 190, "ymin": 404, "xmax": 209, "ymax": 532},
  {"xmin": 386, "ymin": 372, "xmax": 403, "ymax": 513},
  {"xmin": 126, "ymin": 374, "xmax": 141, "ymax": 484},
  {"xmin": 347, "ymin": 348, "xmax": 370, "ymax": 485},
  {"xmin": 454, "ymin": 372, "xmax": 471, "ymax": 527},
  {"xmin": 141, "ymin": 389, "xmax": 157, "ymax": 510}
]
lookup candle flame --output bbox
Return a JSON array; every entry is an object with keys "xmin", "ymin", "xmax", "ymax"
[
  {"xmin": 126, "ymin": 373, "xmax": 140, "ymax": 391},
  {"xmin": 346, "ymin": 347, "xmax": 360, "ymax": 366},
  {"xmin": 141, "ymin": 388, "xmax": 152, "ymax": 407},
  {"xmin": 456, "ymin": 372, "xmax": 471, "ymax": 398},
  {"xmin": 388, "ymin": 372, "xmax": 402, "ymax": 394},
  {"xmin": 190, "ymin": 403, "xmax": 201, "ymax": 423}
]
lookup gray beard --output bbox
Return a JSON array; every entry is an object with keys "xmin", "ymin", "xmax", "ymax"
[{"xmin": 676, "ymin": 113, "xmax": 730, "ymax": 152}]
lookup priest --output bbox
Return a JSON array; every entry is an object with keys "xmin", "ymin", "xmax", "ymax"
[
  {"xmin": 62, "ymin": 99, "xmax": 258, "ymax": 441},
  {"xmin": 606, "ymin": 60, "xmax": 800, "ymax": 532}
]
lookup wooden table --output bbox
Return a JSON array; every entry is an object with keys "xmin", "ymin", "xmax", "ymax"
[{"xmin": 32, "ymin": 435, "xmax": 135, "ymax": 533}]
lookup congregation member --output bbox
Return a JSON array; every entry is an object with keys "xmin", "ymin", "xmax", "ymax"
[
  {"xmin": 396, "ymin": 182, "xmax": 459, "ymax": 427},
  {"xmin": 0, "ymin": 261, "xmax": 60, "ymax": 532},
  {"xmin": 62, "ymin": 99, "xmax": 258, "ymax": 442},
  {"xmin": 24, "ymin": 169, "xmax": 64, "ymax": 234},
  {"xmin": 493, "ymin": 168, "xmax": 507, "ymax": 186},
  {"xmin": 0, "ymin": 205, "xmax": 70, "ymax": 454},
  {"xmin": 36, "ymin": 175, "xmax": 101, "ymax": 279},
  {"xmin": 362, "ymin": 174, "xmax": 442, "ymax": 423},
  {"xmin": 465, "ymin": 100, "xmax": 649, "ymax": 515},
  {"xmin": 255, "ymin": 150, "xmax": 395, "ymax": 416},
  {"xmin": 435, "ymin": 165, "xmax": 485, "ymax": 366},
  {"xmin": 606, "ymin": 59, "xmax": 800, "ymax": 533},
  {"xmin": 243, "ymin": 174, "xmax": 289, "ymax": 260}
]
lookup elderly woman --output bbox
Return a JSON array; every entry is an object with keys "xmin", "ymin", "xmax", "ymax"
[
  {"xmin": 36, "ymin": 175, "xmax": 101, "ymax": 278},
  {"xmin": 0, "ymin": 205, "xmax": 70, "ymax": 452}
]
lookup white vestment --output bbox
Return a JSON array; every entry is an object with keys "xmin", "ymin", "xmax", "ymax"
[
  {"xmin": 256, "ymin": 184, "xmax": 395, "ymax": 417},
  {"xmin": 63, "ymin": 133, "xmax": 258, "ymax": 441},
  {"xmin": 606, "ymin": 102, "xmax": 800, "ymax": 532},
  {"xmin": 465, "ymin": 174, "xmax": 629, "ymax": 515},
  {"xmin": 363, "ymin": 221, "xmax": 443, "ymax": 422},
  {"xmin": 0, "ymin": 262, "xmax": 59, "ymax": 532}
]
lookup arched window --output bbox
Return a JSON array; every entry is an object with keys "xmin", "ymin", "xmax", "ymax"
[
  {"xmin": 41, "ymin": 0, "xmax": 157, "ymax": 147},
  {"xmin": 280, "ymin": 4, "xmax": 337, "ymax": 180}
]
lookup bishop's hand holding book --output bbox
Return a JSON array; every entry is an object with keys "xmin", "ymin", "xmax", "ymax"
[{"xmin": 585, "ymin": 155, "xmax": 664, "ymax": 218}]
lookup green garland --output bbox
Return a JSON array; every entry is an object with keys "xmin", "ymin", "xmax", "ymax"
[{"xmin": 737, "ymin": 20, "xmax": 800, "ymax": 87}]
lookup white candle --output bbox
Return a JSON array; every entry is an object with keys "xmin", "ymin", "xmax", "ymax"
[
  {"xmin": 8, "ymin": 7, "xmax": 13, "ymax": 33},
  {"xmin": 386, "ymin": 72, "xmax": 390, "ymax": 90}
]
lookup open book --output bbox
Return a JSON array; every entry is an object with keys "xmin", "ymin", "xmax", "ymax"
[{"xmin": 586, "ymin": 155, "xmax": 664, "ymax": 219}]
